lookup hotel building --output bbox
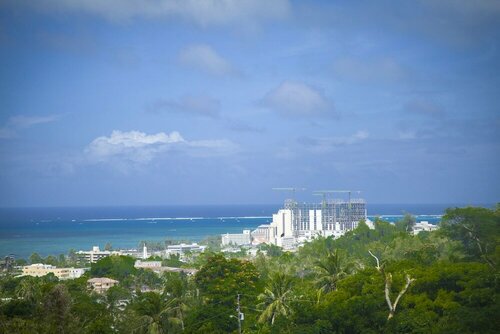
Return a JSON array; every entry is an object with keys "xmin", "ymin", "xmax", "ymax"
[
  {"xmin": 22, "ymin": 264, "xmax": 85, "ymax": 280},
  {"xmin": 251, "ymin": 198, "xmax": 370, "ymax": 248}
]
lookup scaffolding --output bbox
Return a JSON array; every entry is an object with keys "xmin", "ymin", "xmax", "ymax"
[{"xmin": 282, "ymin": 197, "xmax": 366, "ymax": 235}]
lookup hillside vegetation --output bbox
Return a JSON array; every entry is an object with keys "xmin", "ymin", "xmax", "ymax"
[{"xmin": 0, "ymin": 205, "xmax": 498, "ymax": 333}]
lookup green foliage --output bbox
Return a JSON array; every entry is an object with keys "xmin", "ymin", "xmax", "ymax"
[
  {"xmin": 29, "ymin": 252, "xmax": 43, "ymax": 264},
  {"xmin": 162, "ymin": 272, "xmax": 188, "ymax": 298},
  {"xmin": 190, "ymin": 254, "xmax": 261, "ymax": 333},
  {"xmin": 257, "ymin": 271, "xmax": 295, "ymax": 325},
  {"xmin": 127, "ymin": 292, "xmax": 182, "ymax": 334},
  {"xmin": 15, "ymin": 258, "xmax": 27, "ymax": 266},
  {"xmin": 0, "ymin": 205, "xmax": 498, "ymax": 333},
  {"xmin": 90, "ymin": 255, "xmax": 137, "ymax": 281},
  {"xmin": 195, "ymin": 254, "xmax": 260, "ymax": 301},
  {"xmin": 395, "ymin": 213, "xmax": 417, "ymax": 232},
  {"xmin": 200, "ymin": 235, "xmax": 222, "ymax": 251},
  {"xmin": 440, "ymin": 205, "xmax": 500, "ymax": 268},
  {"xmin": 259, "ymin": 243, "xmax": 283, "ymax": 257},
  {"xmin": 162, "ymin": 254, "xmax": 184, "ymax": 267},
  {"xmin": 134, "ymin": 269, "xmax": 163, "ymax": 291},
  {"xmin": 314, "ymin": 249, "xmax": 354, "ymax": 297}
]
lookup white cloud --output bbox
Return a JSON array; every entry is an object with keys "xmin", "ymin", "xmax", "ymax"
[
  {"xmin": 9, "ymin": 115, "xmax": 60, "ymax": 128},
  {"xmin": 12, "ymin": 0, "xmax": 290, "ymax": 26},
  {"xmin": 261, "ymin": 81, "xmax": 334, "ymax": 117},
  {"xmin": 148, "ymin": 95, "xmax": 220, "ymax": 118},
  {"xmin": 178, "ymin": 44, "xmax": 234, "ymax": 76},
  {"xmin": 0, "ymin": 114, "xmax": 60, "ymax": 139},
  {"xmin": 85, "ymin": 130, "xmax": 237, "ymax": 163}
]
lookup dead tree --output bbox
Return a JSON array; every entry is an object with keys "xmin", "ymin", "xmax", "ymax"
[{"xmin": 368, "ymin": 250, "xmax": 415, "ymax": 320}]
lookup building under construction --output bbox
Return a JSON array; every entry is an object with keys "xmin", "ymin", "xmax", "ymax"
[{"xmin": 251, "ymin": 191, "xmax": 369, "ymax": 248}]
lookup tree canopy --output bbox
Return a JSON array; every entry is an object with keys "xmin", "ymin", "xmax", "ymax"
[{"xmin": 0, "ymin": 205, "xmax": 498, "ymax": 333}]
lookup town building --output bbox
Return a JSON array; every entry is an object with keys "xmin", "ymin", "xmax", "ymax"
[
  {"xmin": 76, "ymin": 246, "xmax": 120, "ymax": 263},
  {"xmin": 165, "ymin": 243, "xmax": 206, "ymax": 261},
  {"xmin": 221, "ymin": 229, "xmax": 252, "ymax": 246},
  {"xmin": 251, "ymin": 225, "xmax": 271, "ymax": 244},
  {"xmin": 133, "ymin": 260, "xmax": 197, "ymax": 275},
  {"xmin": 250, "ymin": 196, "xmax": 370, "ymax": 247},
  {"xmin": 412, "ymin": 221, "xmax": 439, "ymax": 234},
  {"xmin": 87, "ymin": 277, "xmax": 119, "ymax": 293},
  {"xmin": 22, "ymin": 264, "xmax": 85, "ymax": 280},
  {"xmin": 76, "ymin": 245, "xmax": 151, "ymax": 263},
  {"xmin": 159, "ymin": 266, "xmax": 198, "ymax": 275},
  {"xmin": 134, "ymin": 260, "xmax": 162, "ymax": 269}
]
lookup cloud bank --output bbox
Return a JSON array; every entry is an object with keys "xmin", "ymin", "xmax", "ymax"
[
  {"xmin": 178, "ymin": 44, "xmax": 235, "ymax": 76},
  {"xmin": 85, "ymin": 130, "xmax": 237, "ymax": 163},
  {"xmin": 0, "ymin": 114, "xmax": 60, "ymax": 139},
  {"xmin": 17, "ymin": 0, "xmax": 290, "ymax": 26},
  {"xmin": 261, "ymin": 81, "xmax": 334, "ymax": 117}
]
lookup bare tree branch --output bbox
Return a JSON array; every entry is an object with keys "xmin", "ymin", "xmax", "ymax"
[
  {"xmin": 392, "ymin": 274, "xmax": 415, "ymax": 312},
  {"xmin": 384, "ymin": 273, "xmax": 393, "ymax": 311},
  {"xmin": 368, "ymin": 250, "xmax": 380, "ymax": 271},
  {"xmin": 368, "ymin": 251, "xmax": 415, "ymax": 320}
]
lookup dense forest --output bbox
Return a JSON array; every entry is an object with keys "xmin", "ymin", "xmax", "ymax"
[{"xmin": 0, "ymin": 205, "xmax": 498, "ymax": 333}]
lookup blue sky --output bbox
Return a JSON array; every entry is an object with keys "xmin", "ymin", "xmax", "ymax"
[{"xmin": 0, "ymin": 0, "xmax": 499, "ymax": 206}]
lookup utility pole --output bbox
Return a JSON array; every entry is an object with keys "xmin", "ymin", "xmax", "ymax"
[{"xmin": 236, "ymin": 293, "xmax": 242, "ymax": 334}]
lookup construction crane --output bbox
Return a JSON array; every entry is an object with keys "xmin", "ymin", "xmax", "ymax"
[
  {"xmin": 312, "ymin": 191, "xmax": 330, "ymax": 208},
  {"xmin": 272, "ymin": 187, "xmax": 306, "ymax": 202},
  {"xmin": 313, "ymin": 190, "xmax": 361, "ymax": 202}
]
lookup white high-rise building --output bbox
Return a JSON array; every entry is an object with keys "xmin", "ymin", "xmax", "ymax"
[{"xmin": 252, "ymin": 198, "xmax": 369, "ymax": 247}]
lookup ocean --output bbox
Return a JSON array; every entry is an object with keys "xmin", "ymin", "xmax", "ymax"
[{"xmin": 0, "ymin": 203, "xmax": 480, "ymax": 259}]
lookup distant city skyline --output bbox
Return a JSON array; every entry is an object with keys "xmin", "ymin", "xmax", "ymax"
[{"xmin": 0, "ymin": 1, "xmax": 499, "ymax": 206}]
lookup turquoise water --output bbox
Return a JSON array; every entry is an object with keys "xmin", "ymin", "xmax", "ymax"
[{"xmin": 0, "ymin": 204, "xmax": 462, "ymax": 258}]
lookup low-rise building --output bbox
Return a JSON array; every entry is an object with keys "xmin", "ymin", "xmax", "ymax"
[
  {"xmin": 165, "ymin": 243, "xmax": 206, "ymax": 261},
  {"xmin": 221, "ymin": 229, "xmax": 252, "ymax": 246},
  {"xmin": 134, "ymin": 260, "xmax": 162, "ymax": 269},
  {"xmin": 280, "ymin": 236, "xmax": 297, "ymax": 250},
  {"xmin": 251, "ymin": 225, "xmax": 271, "ymax": 244},
  {"xmin": 76, "ymin": 246, "xmax": 120, "ymax": 263},
  {"xmin": 77, "ymin": 245, "xmax": 160, "ymax": 264},
  {"xmin": 87, "ymin": 277, "xmax": 119, "ymax": 294},
  {"xmin": 413, "ymin": 221, "xmax": 438, "ymax": 234},
  {"xmin": 134, "ymin": 260, "xmax": 198, "ymax": 276},
  {"xmin": 157, "ymin": 266, "xmax": 198, "ymax": 275},
  {"xmin": 22, "ymin": 264, "xmax": 85, "ymax": 280}
]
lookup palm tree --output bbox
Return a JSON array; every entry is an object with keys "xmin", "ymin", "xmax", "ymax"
[
  {"xmin": 257, "ymin": 271, "xmax": 294, "ymax": 325},
  {"xmin": 161, "ymin": 272, "xmax": 193, "ymax": 330},
  {"xmin": 131, "ymin": 292, "xmax": 182, "ymax": 334},
  {"xmin": 314, "ymin": 249, "xmax": 351, "ymax": 299}
]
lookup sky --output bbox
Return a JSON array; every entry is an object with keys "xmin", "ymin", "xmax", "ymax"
[{"xmin": 0, "ymin": 0, "xmax": 499, "ymax": 207}]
